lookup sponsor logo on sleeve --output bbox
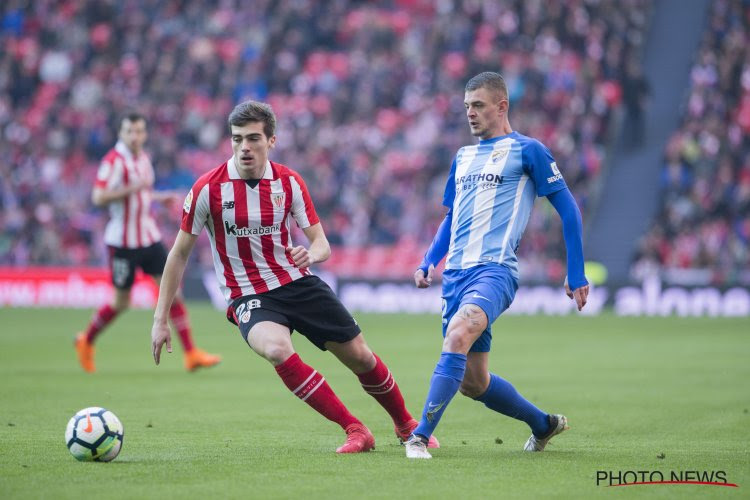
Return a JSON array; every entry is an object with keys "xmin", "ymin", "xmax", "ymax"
[
  {"xmin": 183, "ymin": 189, "xmax": 193, "ymax": 213},
  {"xmin": 547, "ymin": 162, "xmax": 563, "ymax": 183}
]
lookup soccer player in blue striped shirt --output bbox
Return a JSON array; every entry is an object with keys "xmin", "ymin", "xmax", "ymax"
[{"xmin": 405, "ymin": 72, "xmax": 590, "ymax": 459}]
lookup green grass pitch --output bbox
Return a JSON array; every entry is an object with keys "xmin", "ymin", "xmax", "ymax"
[{"xmin": 0, "ymin": 305, "xmax": 748, "ymax": 499}]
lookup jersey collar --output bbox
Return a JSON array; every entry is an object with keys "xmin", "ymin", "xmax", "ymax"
[
  {"xmin": 115, "ymin": 140, "xmax": 138, "ymax": 161},
  {"xmin": 478, "ymin": 131, "xmax": 517, "ymax": 145},
  {"xmin": 227, "ymin": 158, "xmax": 273, "ymax": 180}
]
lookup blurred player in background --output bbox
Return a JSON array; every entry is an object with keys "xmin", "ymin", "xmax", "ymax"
[
  {"xmin": 75, "ymin": 112, "xmax": 221, "ymax": 373},
  {"xmin": 151, "ymin": 100, "xmax": 438, "ymax": 453},
  {"xmin": 406, "ymin": 72, "xmax": 590, "ymax": 459}
]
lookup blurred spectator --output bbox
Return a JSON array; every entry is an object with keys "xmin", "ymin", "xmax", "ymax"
[
  {"xmin": 632, "ymin": 0, "xmax": 750, "ymax": 285},
  {"xmin": 621, "ymin": 56, "xmax": 650, "ymax": 149},
  {"xmin": 0, "ymin": 0, "xmax": 650, "ymax": 282}
]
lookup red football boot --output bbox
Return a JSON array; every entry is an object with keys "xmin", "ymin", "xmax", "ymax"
[
  {"xmin": 75, "ymin": 333, "xmax": 95, "ymax": 373},
  {"xmin": 336, "ymin": 423, "xmax": 375, "ymax": 453},
  {"xmin": 184, "ymin": 348, "xmax": 221, "ymax": 372}
]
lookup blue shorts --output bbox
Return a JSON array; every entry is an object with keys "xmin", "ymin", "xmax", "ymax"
[{"xmin": 441, "ymin": 264, "xmax": 518, "ymax": 352}]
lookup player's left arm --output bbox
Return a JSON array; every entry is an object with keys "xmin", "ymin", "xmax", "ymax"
[
  {"xmin": 547, "ymin": 188, "xmax": 589, "ymax": 310},
  {"xmin": 524, "ymin": 140, "xmax": 589, "ymax": 310},
  {"xmin": 288, "ymin": 223, "xmax": 330, "ymax": 268},
  {"xmin": 415, "ymin": 156, "xmax": 458, "ymax": 288},
  {"xmin": 287, "ymin": 171, "xmax": 326, "ymax": 268}
]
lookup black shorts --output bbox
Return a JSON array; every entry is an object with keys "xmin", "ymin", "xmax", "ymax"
[
  {"xmin": 108, "ymin": 242, "xmax": 168, "ymax": 289},
  {"xmin": 227, "ymin": 276, "xmax": 361, "ymax": 351}
]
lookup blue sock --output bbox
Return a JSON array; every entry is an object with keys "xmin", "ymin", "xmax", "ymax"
[
  {"xmin": 476, "ymin": 373, "xmax": 550, "ymax": 437},
  {"xmin": 413, "ymin": 352, "xmax": 467, "ymax": 439}
]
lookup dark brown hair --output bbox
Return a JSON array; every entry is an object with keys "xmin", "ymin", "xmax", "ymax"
[
  {"xmin": 119, "ymin": 111, "xmax": 146, "ymax": 128},
  {"xmin": 228, "ymin": 100, "xmax": 276, "ymax": 138}
]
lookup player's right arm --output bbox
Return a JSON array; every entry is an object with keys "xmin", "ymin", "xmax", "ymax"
[
  {"xmin": 152, "ymin": 180, "xmax": 210, "ymax": 364},
  {"xmin": 414, "ymin": 208, "xmax": 452, "ymax": 288},
  {"xmin": 151, "ymin": 229, "xmax": 198, "ymax": 364},
  {"xmin": 91, "ymin": 181, "xmax": 151, "ymax": 206},
  {"xmin": 91, "ymin": 155, "xmax": 152, "ymax": 207},
  {"xmin": 415, "ymin": 157, "xmax": 457, "ymax": 288}
]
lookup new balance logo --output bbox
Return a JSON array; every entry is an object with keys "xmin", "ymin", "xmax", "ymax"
[{"xmin": 222, "ymin": 201, "xmax": 235, "ymax": 210}]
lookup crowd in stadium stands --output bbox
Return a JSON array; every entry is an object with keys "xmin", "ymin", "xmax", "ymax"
[
  {"xmin": 631, "ymin": 0, "xmax": 750, "ymax": 286},
  {"xmin": 0, "ymin": 0, "xmax": 650, "ymax": 281}
]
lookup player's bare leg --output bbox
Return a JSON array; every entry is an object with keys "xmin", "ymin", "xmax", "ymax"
[
  {"xmin": 75, "ymin": 289, "xmax": 130, "ymax": 373},
  {"xmin": 325, "ymin": 334, "xmax": 375, "ymax": 374},
  {"xmin": 461, "ymin": 339, "xmax": 567, "ymax": 451},
  {"xmin": 326, "ymin": 334, "xmax": 439, "ymax": 448},
  {"xmin": 247, "ymin": 322, "xmax": 373, "ymax": 453},
  {"xmin": 458, "ymin": 352, "xmax": 491, "ymax": 399},
  {"xmin": 152, "ymin": 274, "xmax": 220, "ymax": 371}
]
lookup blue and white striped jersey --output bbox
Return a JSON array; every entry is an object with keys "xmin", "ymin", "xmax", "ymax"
[{"xmin": 442, "ymin": 131, "xmax": 566, "ymax": 280}]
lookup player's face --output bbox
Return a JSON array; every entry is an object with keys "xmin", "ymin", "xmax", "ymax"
[
  {"xmin": 231, "ymin": 121, "xmax": 276, "ymax": 178},
  {"xmin": 118, "ymin": 119, "xmax": 147, "ymax": 155},
  {"xmin": 464, "ymin": 88, "xmax": 508, "ymax": 140}
]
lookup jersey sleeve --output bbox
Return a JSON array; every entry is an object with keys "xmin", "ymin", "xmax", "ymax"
[
  {"xmin": 180, "ymin": 183, "xmax": 210, "ymax": 235},
  {"xmin": 289, "ymin": 173, "xmax": 320, "ymax": 229},
  {"xmin": 522, "ymin": 140, "xmax": 567, "ymax": 197},
  {"xmin": 441, "ymin": 157, "xmax": 458, "ymax": 208},
  {"xmin": 94, "ymin": 155, "xmax": 123, "ymax": 190}
]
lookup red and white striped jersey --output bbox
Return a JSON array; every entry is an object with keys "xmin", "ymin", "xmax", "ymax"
[
  {"xmin": 95, "ymin": 141, "xmax": 161, "ymax": 248},
  {"xmin": 181, "ymin": 159, "xmax": 320, "ymax": 303}
]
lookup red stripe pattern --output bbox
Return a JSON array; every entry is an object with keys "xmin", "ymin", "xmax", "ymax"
[
  {"xmin": 96, "ymin": 143, "xmax": 161, "ymax": 248},
  {"xmin": 122, "ymin": 165, "xmax": 130, "ymax": 248},
  {"xmin": 232, "ymin": 180, "xmax": 268, "ymax": 294},
  {"xmin": 208, "ymin": 182, "xmax": 241, "ymax": 299},
  {"xmin": 258, "ymin": 180, "xmax": 293, "ymax": 284},
  {"xmin": 181, "ymin": 160, "xmax": 320, "ymax": 303},
  {"xmin": 279, "ymin": 175, "xmax": 299, "ymax": 269}
]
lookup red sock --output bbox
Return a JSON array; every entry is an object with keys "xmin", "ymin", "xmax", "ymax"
[
  {"xmin": 275, "ymin": 353, "xmax": 360, "ymax": 430},
  {"xmin": 169, "ymin": 300, "xmax": 194, "ymax": 352},
  {"xmin": 358, "ymin": 353, "xmax": 412, "ymax": 426},
  {"xmin": 85, "ymin": 305, "xmax": 119, "ymax": 343}
]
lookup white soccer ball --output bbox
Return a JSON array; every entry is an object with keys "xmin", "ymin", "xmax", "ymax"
[{"xmin": 64, "ymin": 407, "xmax": 124, "ymax": 462}]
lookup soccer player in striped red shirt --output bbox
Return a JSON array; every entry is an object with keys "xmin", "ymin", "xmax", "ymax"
[
  {"xmin": 75, "ymin": 113, "xmax": 220, "ymax": 373},
  {"xmin": 151, "ymin": 100, "xmax": 437, "ymax": 453}
]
